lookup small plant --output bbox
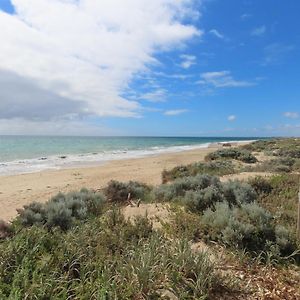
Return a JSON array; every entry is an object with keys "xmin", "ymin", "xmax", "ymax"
[
  {"xmin": 205, "ymin": 148, "xmax": 257, "ymax": 163},
  {"xmin": 153, "ymin": 174, "xmax": 221, "ymax": 202},
  {"xmin": 183, "ymin": 185, "xmax": 224, "ymax": 213},
  {"xmin": 248, "ymin": 176, "xmax": 273, "ymax": 195},
  {"xmin": 105, "ymin": 180, "xmax": 150, "ymax": 203},
  {"xmin": 201, "ymin": 202, "xmax": 298, "ymax": 259},
  {"xmin": 162, "ymin": 160, "xmax": 235, "ymax": 183},
  {"xmin": 222, "ymin": 180, "xmax": 257, "ymax": 206},
  {"xmin": 17, "ymin": 202, "xmax": 46, "ymax": 226},
  {"xmin": 16, "ymin": 189, "xmax": 106, "ymax": 230}
]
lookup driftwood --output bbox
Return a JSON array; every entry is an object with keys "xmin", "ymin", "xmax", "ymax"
[{"xmin": 127, "ymin": 193, "xmax": 141, "ymax": 207}]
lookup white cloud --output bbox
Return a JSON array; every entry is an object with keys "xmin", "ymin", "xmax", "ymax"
[
  {"xmin": 141, "ymin": 89, "xmax": 167, "ymax": 102},
  {"xmin": 180, "ymin": 54, "xmax": 196, "ymax": 69},
  {"xmin": 228, "ymin": 115, "xmax": 236, "ymax": 121},
  {"xmin": 283, "ymin": 112, "xmax": 299, "ymax": 119},
  {"xmin": 251, "ymin": 25, "xmax": 266, "ymax": 37},
  {"xmin": 164, "ymin": 109, "xmax": 188, "ymax": 116},
  {"xmin": 0, "ymin": 118, "xmax": 120, "ymax": 136},
  {"xmin": 209, "ymin": 29, "xmax": 224, "ymax": 39},
  {"xmin": 0, "ymin": 0, "xmax": 201, "ymax": 129},
  {"xmin": 197, "ymin": 71, "xmax": 255, "ymax": 88}
]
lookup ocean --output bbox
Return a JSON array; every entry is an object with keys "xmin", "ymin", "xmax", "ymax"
[{"xmin": 0, "ymin": 136, "xmax": 261, "ymax": 176}]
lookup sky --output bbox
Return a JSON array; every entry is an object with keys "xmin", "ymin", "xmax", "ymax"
[{"xmin": 0, "ymin": 0, "xmax": 299, "ymax": 137}]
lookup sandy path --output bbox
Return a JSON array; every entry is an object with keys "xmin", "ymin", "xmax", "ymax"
[{"xmin": 0, "ymin": 146, "xmax": 219, "ymax": 222}]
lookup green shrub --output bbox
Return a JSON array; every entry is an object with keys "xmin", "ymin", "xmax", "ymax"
[
  {"xmin": 154, "ymin": 175, "xmax": 257, "ymax": 214},
  {"xmin": 45, "ymin": 201, "xmax": 73, "ymax": 231},
  {"xmin": 16, "ymin": 202, "xmax": 46, "ymax": 226},
  {"xmin": 183, "ymin": 185, "xmax": 224, "ymax": 213},
  {"xmin": 222, "ymin": 180, "xmax": 257, "ymax": 206},
  {"xmin": 16, "ymin": 189, "xmax": 106, "ymax": 230},
  {"xmin": 205, "ymin": 148, "xmax": 257, "ymax": 163},
  {"xmin": 153, "ymin": 174, "xmax": 221, "ymax": 202},
  {"xmin": 244, "ymin": 157, "xmax": 296, "ymax": 173},
  {"xmin": 241, "ymin": 139, "xmax": 277, "ymax": 152},
  {"xmin": 105, "ymin": 180, "xmax": 150, "ymax": 203},
  {"xmin": 277, "ymin": 148, "xmax": 300, "ymax": 158},
  {"xmin": 201, "ymin": 202, "xmax": 298, "ymax": 259},
  {"xmin": 248, "ymin": 176, "xmax": 273, "ymax": 195},
  {"xmin": 162, "ymin": 160, "xmax": 235, "ymax": 183}
]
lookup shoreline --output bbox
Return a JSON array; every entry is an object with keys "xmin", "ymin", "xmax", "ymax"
[
  {"xmin": 0, "ymin": 139, "xmax": 255, "ymax": 177},
  {"xmin": 0, "ymin": 141, "xmax": 250, "ymax": 222}
]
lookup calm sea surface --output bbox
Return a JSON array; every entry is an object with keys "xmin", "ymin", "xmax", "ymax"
[{"xmin": 0, "ymin": 136, "xmax": 263, "ymax": 175}]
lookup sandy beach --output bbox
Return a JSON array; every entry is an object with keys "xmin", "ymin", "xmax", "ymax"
[{"xmin": 0, "ymin": 145, "xmax": 226, "ymax": 222}]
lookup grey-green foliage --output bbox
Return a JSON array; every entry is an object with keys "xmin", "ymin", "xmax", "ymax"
[
  {"xmin": 105, "ymin": 180, "xmax": 150, "ymax": 203},
  {"xmin": 222, "ymin": 180, "xmax": 257, "ymax": 206},
  {"xmin": 184, "ymin": 185, "xmax": 224, "ymax": 213},
  {"xmin": 162, "ymin": 160, "xmax": 235, "ymax": 183},
  {"xmin": 17, "ymin": 188, "xmax": 105, "ymax": 230},
  {"xmin": 154, "ymin": 175, "xmax": 257, "ymax": 214},
  {"xmin": 153, "ymin": 174, "xmax": 221, "ymax": 202},
  {"xmin": 201, "ymin": 202, "xmax": 297, "ymax": 257},
  {"xmin": 206, "ymin": 148, "xmax": 257, "ymax": 163},
  {"xmin": 245, "ymin": 157, "xmax": 296, "ymax": 173}
]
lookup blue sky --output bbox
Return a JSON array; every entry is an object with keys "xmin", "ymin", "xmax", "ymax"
[{"xmin": 0, "ymin": 0, "xmax": 299, "ymax": 136}]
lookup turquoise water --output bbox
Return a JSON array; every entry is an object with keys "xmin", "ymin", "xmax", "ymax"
[{"xmin": 0, "ymin": 136, "xmax": 261, "ymax": 175}]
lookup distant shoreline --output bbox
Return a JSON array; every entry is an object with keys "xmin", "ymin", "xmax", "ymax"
[{"xmin": 0, "ymin": 138, "xmax": 257, "ymax": 176}]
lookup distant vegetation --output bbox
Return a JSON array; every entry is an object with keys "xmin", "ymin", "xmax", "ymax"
[
  {"xmin": 162, "ymin": 160, "xmax": 235, "ymax": 183},
  {"xmin": 205, "ymin": 148, "xmax": 258, "ymax": 163},
  {"xmin": 0, "ymin": 138, "xmax": 300, "ymax": 299}
]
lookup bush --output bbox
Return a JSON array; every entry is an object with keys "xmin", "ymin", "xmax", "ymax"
[
  {"xmin": 17, "ymin": 202, "xmax": 46, "ymax": 226},
  {"xmin": 45, "ymin": 201, "xmax": 73, "ymax": 231},
  {"xmin": 16, "ymin": 189, "xmax": 106, "ymax": 230},
  {"xmin": 241, "ymin": 139, "xmax": 277, "ymax": 152},
  {"xmin": 162, "ymin": 160, "xmax": 235, "ymax": 183},
  {"xmin": 205, "ymin": 148, "xmax": 257, "ymax": 163},
  {"xmin": 277, "ymin": 148, "xmax": 300, "ymax": 158},
  {"xmin": 154, "ymin": 175, "xmax": 257, "ymax": 214},
  {"xmin": 105, "ymin": 180, "xmax": 150, "ymax": 203},
  {"xmin": 183, "ymin": 185, "xmax": 224, "ymax": 213},
  {"xmin": 246, "ymin": 157, "xmax": 296, "ymax": 173},
  {"xmin": 153, "ymin": 174, "xmax": 221, "ymax": 202},
  {"xmin": 248, "ymin": 176, "xmax": 273, "ymax": 195},
  {"xmin": 222, "ymin": 180, "xmax": 257, "ymax": 206},
  {"xmin": 201, "ymin": 202, "xmax": 298, "ymax": 258}
]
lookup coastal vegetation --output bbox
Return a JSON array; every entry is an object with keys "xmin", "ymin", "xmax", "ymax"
[{"xmin": 0, "ymin": 138, "xmax": 300, "ymax": 299}]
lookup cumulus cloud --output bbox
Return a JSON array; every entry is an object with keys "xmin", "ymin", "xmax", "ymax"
[
  {"xmin": 0, "ymin": 69, "xmax": 87, "ymax": 120},
  {"xmin": 228, "ymin": 115, "xmax": 236, "ymax": 121},
  {"xmin": 0, "ymin": 0, "xmax": 201, "ymax": 130},
  {"xmin": 197, "ymin": 71, "xmax": 255, "ymax": 88},
  {"xmin": 180, "ymin": 54, "xmax": 196, "ymax": 69},
  {"xmin": 164, "ymin": 109, "xmax": 188, "ymax": 116},
  {"xmin": 283, "ymin": 112, "xmax": 299, "ymax": 119}
]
